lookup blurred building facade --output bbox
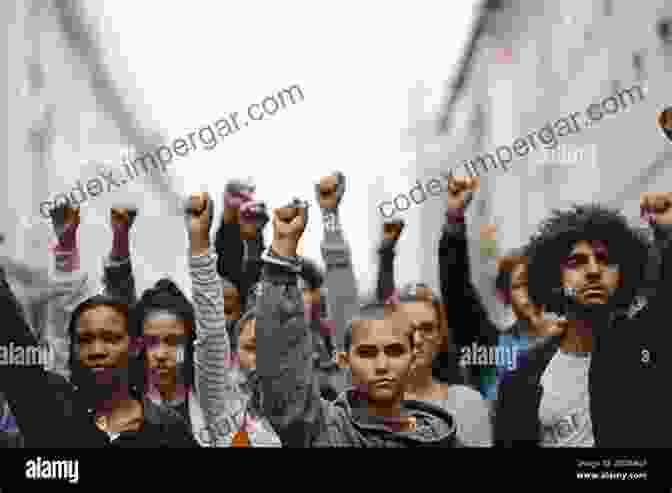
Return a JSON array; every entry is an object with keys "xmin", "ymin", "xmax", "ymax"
[
  {"xmin": 433, "ymin": 0, "xmax": 672, "ymax": 327},
  {"xmin": 2, "ymin": 0, "xmax": 187, "ymax": 297}
]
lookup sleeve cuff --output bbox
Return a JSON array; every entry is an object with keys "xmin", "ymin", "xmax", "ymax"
[
  {"xmin": 189, "ymin": 249, "xmax": 218, "ymax": 268},
  {"xmin": 261, "ymin": 248, "xmax": 301, "ymax": 272},
  {"xmin": 442, "ymin": 221, "xmax": 466, "ymax": 236}
]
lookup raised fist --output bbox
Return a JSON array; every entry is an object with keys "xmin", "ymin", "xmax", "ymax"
[
  {"xmin": 381, "ymin": 218, "xmax": 404, "ymax": 250},
  {"xmin": 111, "ymin": 206, "xmax": 138, "ymax": 231},
  {"xmin": 185, "ymin": 192, "xmax": 213, "ymax": 255},
  {"xmin": 446, "ymin": 175, "xmax": 479, "ymax": 213},
  {"xmin": 50, "ymin": 203, "xmax": 80, "ymax": 243},
  {"xmin": 641, "ymin": 192, "xmax": 672, "ymax": 227},
  {"xmin": 315, "ymin": 172, "xmax": 345, "ymax": 210},
  {"xmin": 271, "ymin": 198, "xmax": 309, "ymax": 258},
  {"xmin": 239, "ymin": 200, "xmax": 269, "ymax": 241},
  {"xmin": 223, "ymin": 178, "xmax": 256, "ymax": 209}
]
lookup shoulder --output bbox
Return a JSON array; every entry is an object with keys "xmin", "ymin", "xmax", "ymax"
[
  {"xmin": 143, "ymin": 399, "xmax": 187, "ymax": 427},
  {"xmin": 445, "ymin": 385, "xmax": 486, "ymax": 408}
]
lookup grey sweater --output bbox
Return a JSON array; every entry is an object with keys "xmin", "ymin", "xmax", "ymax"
[{"xmin": 191, "ymin": 251, "xmax": 281, "ymax": 447}]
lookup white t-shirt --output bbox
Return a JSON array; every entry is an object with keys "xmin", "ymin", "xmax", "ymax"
[{"xmin": 538, "ymin": 349, "xmax": 594, "ymax": 447}]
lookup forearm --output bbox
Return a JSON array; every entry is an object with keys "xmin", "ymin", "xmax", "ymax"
[
  {"xmin": 103, "ymin": 224, "xmax": 137, "ymax": 304},
  {"xmin": 439, "ymin": 221, "xmax": 497, "ymax": 348},
  {"xmin": 653, "ymin": 223, "xmax": 672, "ymax": 291},
  {"xmin": 255, "ymin": 258, "xmax": 323, "ymax": 447},
  {"xmin": 376, "ymin": 245, "xmax": 395, "ymax": 302},
  {"xmin": 215, "ymin": 221, "xmax": 244, "ymax": 288},
  {"xmin": 321, "ymin": 209, "xmax": 358, "ymax": 351},
  {"xmin": 190, "ymin": 250, "xmax": 246, "ymax": 445}
]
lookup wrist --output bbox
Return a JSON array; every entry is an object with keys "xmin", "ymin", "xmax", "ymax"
[
  {"xmin": 263, "ymin": 247, "xmax": 301, "ymax": 273},
  {"xmin": 270, "ymin": 238, "xmax": 298, "ymax": 259},
  {"xmin": 322, "ymin": 209, "xmax": 341, "ymax": 234},
  {"xmin": 111, "ymin": 225, "xmax": 130, "ymax": 258},
  {"xmin": 54, "ymin": 248, "xmax": 80, "ymax": 272},
  {"xmin": 189, "ymin": 238, "xmax": 210, "ymax": 257},
  {"xmin": 222, "ymin": 207, "xmax": 239, "ymax": 225},
  {"xmin": 446, "ymin": 208, "xmax": 465, "ymax": 224},
  {"xmin": 378, "ymin": 239, "xmax": 397, "ymax": 253},
  {"xmin": 57, "ymin": 224, "xmax": 79, "ymax": 251}
]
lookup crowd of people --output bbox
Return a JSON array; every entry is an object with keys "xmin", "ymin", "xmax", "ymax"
[{"xmin": 0, "ymin": 171, "xmax": 670, "ymax": 447}]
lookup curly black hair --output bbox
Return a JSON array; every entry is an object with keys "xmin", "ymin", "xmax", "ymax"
[{"xmin": 526, "ymin": 204, "xmax": 651, "ymax": 314}]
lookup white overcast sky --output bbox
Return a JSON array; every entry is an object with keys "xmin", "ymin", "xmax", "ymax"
[{"xmin": 83, "ymin": 0, "xmax": 479, "ymax": 294}]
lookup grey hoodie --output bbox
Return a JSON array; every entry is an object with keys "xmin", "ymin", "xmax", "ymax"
[{"xmin": 312, "ymin": 389, "xmax": 460, "ymax": 447}]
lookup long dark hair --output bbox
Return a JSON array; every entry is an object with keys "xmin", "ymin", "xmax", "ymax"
[{"xmin": 131, "ymin": 278, "xmax": 196, "ymax": 390}]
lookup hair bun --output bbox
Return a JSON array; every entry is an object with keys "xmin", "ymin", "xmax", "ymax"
[{"xmin": 153, "ymin": 278, "xmax": 181, "ymax": 295}]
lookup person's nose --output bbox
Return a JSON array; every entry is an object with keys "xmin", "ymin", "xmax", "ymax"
[
  {"xmin": 585, "ymin": 255, "xmax": 603, "ymax": 279},
  {"xmin": 374, "ymin": 352, "xmax": 390, "ymax": 374}
]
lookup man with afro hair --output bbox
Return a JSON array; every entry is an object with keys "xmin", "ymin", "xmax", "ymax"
[{"xmin": 494, "ymin": 194, "xmax": 672, "ymax": 448}]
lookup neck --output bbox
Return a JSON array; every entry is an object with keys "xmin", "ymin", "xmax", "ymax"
[
  {"xmin": 405, "ymin": 364, "xmax": 435, "ymax": 394},
  {"xmin": 366, "ymin": 398, "xmax": 403, "ymax": 419},
  {"xmin": 560, "ymin": 318, "xmax": 594, "ymax": 354},
  {"xmin": 95, "ymin": 383, "xmax": 133, "ymax": 414},
  {"xmin": 159, "ymin": 383, "xmax": 188, "ymax": 404}
]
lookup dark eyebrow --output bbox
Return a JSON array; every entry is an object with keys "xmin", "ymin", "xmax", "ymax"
[{"xmin": 355, "ymin": 344, "xmax": 378, "ymax": 351}]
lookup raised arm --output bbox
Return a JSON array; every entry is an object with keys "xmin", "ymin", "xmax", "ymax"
[
  {"xmin": 376, "ymin": 219, "xmax": 404, "ymax": 303},
  {"xmin": 438, "ymin": 176, "xmax": 498, "ymax": 349},
  {"xmin": 44, "ymin": 205, "xmax": 96, "ymax": 379},
  {"xmin": 316, "ymin": 172, "xmax": 358, "ymax": 352},
  {"xmin": 239, "ymin": 199, "xmax": 270, "ymax": 303},
  {"xmin": 186, "ymin": 193, "xmax": 247, "ymax": 446},
  {"xmin": 256, "ymin": 199, "xmax": 325, "ymax": 447},
  {"xmin": 102, "ymin": 207, "xmax": 138, "ymax": 305},
  {"xmin": 0, "ymin": 265, "xmax": 105, "ymax": 448},
  {"xmin": 215, "ymin": 179, "xmax": 255, "ymax": 300},
  {"xmin": 590, "ymin": 193, "xmax": 672, "ymax": 447}
]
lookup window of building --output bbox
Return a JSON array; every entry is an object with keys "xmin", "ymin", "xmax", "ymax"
[
  {"xmin": 658, "ymin": 18, "xmax": 672, "ymax": 44},
  {"xmin": 604, "ymin": 0, "xmax": 612, "ymax": 16},
  {"xmin": 633, "ymin": 51, "xmax": 646, "ymax": 81}
]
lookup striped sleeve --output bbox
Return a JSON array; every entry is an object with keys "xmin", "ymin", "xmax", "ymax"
[{"xmin": 190, "ymin": 250, "xmax": 247, "ymax": 447}]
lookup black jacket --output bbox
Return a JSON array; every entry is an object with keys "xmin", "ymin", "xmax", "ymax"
[
  {"xmin": 438, "ymin": 222, "xmax": 499, "ymax": 391},
  {"xmin": 0, "ymin": 274, "xmax": 198, "ymax": 448},
  {"xmin": 494, "ymin": 232, "xmax": 672, "ymax": 448}
]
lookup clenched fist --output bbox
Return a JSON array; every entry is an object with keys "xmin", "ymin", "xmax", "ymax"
[
  {"xmin": 641, "ymin": 192, "xmax": 672, "ymax": 227},
  {"xmin": 111, "ymin": 207, "xmax": 138, "ymax": 231},
  {"xmin": 381, "ymin": 218, "xmax": 404, "ymax": 250},
  {"xmin": 222, "ymin": 178, "xmax": 255, "ymax": 224},
  {"xmin": 315, "ymin": 172, "xmax": 345, "ymax": 210},
  {"xmin": 185, "ymin": 192, "xmax": 213, "ymax": 256},
  {"xmin": 239, "ymin": 200, "xmax": 269, "ymax": 241},
  {"xmin": 271, "ymin": 198, "xmax": 309, "ymax": 258},
  {"xmin": 446, "ymin": 175, "xmax": 479, "ymax": 213},
  {"xmin": 50, "ymin": 203, "xmax": 80, "ymax": 247}
]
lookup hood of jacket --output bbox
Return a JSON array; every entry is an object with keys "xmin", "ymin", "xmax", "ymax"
[{"xmin": 323, "ymin": 388, "xmax": 460, "ymax": 447}]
